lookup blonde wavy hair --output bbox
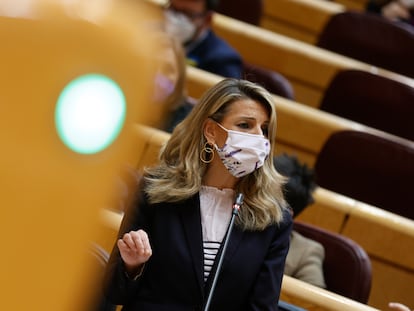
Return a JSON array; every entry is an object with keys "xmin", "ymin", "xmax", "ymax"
[{"xmin": 144, "ymin": 78, "xmax": 288, "ymax": 230}]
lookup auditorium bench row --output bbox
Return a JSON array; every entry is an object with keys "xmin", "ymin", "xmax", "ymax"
[
  {"xmin": 211, "ymin": 12, "xmax": 414, "ymax": 108},
  {"xmin": 261, "ymin": 0, "xmax": 371, "ymax": 44},
  {"xmin": 261, "ymin": 0, "xmax": 345, "ymax": 44},
  {"xmin": 334, "ymin": 0, "xmax": 368, "ymax": 10}
]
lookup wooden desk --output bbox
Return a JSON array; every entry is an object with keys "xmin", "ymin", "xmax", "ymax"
[{"xmin": 261, "ymin": 0, "xmax": 345, "ymax": 44}]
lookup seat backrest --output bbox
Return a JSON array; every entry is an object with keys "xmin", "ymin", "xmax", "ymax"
[
  {"xmin": 317, "ymin": 11, "xmax": 414, "ymax": 78},
  {"xmin": 314, "ymin": 130, "xmax": 414, "ymax": 220},
  {"xmin": 243, "ymin": 62, "xmax": 295, "ymax": 100},
  {"xmin": 293, "ymin": 221, "xmax": 372, "ymax": 304},
  {"xmin": 216, "ymin": 0, "xmax": 263, "ymax": 25},
  {"xmin": 320, "ymin": 69, "xmax": 414, "ymax": 141}
]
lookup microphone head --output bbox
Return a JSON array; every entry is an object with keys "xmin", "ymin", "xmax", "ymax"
[{"xmin": 234, "ymin": 193, "xmax": 244, "ymax": 207}]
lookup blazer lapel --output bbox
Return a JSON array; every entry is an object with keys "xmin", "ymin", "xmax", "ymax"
[
  {"xmin": 179, "ymin": 194, "xmax": 205, "ymax": 296},
  {"xmin": 222, "ymin": 224, "xmax": 244, "ymax": 266}
]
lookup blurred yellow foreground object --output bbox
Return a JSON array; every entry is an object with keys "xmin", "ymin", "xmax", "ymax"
[{"xmin": 0, "ymin": 0, "xmax": 160, "ymax": 310}]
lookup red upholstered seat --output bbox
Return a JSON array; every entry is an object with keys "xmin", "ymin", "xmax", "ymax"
[
  {"xmin": 317, "ymin": 11, "xmax": 414, "ymax": 78},
  {"xmin": 314, "ymin": 130, "xmax": 414, "ymax": 220},
  {"xmin": 320, "ymin": 69, "xmax": 414, "ymax": 141},
  {"xmin": 293, "ymin": 221, "xmax": 372, "ymax": 304},
  {"xmin": 243, "ymin": 62, "xmax": 295, "ymax": 100}
]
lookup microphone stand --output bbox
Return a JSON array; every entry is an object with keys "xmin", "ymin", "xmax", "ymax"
[{"xmin": 203, "ymin": 193, "xmax": 244, "ymax": 311}]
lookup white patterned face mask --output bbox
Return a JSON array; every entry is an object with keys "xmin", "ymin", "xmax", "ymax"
[{"xmin": 214, "ymin": 123, "xmax": 271, "ymax": 177}]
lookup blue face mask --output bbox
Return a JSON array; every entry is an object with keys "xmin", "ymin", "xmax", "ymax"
[{"xmin": 214, "ymin": 123, "xmax": 271, "ymax": 177}]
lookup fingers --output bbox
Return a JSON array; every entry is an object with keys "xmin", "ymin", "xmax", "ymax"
[
  {"xmin": 383, "ymin": 2, "xmax": 411, "ymax": 20},
  {"xmin": 388, "ymin": 302, "xmax": 411, "ymax": 311},
  {"xmin": 118, "ymin": 229, "xmax": 152, "ymax": 256},
  {"xmin": 135, "ymin": 230, "xmax": 152, "ymax": 256},
  {"xmin": 130, "ymin": 230, "xmax": 152, "ymax": 256}
]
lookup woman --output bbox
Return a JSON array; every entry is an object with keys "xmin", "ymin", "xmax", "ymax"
[
  {"xmin": 103, "ymin": 78, "xmax": 292, "ymax": 311},
  {"xmin": 149, "ymin": 34, "xmax": 191, "ymax": 130}
]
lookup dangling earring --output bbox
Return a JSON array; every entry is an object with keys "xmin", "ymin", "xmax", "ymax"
[{"xmin": 200, "ymin": 142, "xmax": 214, "ymax": 163}]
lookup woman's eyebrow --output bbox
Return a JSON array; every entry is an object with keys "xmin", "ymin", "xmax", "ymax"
[
  {"xmin": 234, "ymin": 116, "xmax": 270, "ymax": 123},
  {"xmin": 236, "ymin": 116, "xmax": 256, "ymax": 121}
]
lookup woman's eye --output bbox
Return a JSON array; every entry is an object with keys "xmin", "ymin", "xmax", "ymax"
[
  {"xmin": 237, "ymin": 123, "xmax": 250, "ymax": 129},
  {"xmin": 262, "ymin": 127, "xmax": 269, "ymax": 137}
]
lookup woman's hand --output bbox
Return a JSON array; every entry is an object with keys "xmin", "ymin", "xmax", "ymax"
[
  {"xmin": 117, "ymin": 229, "xmax": 152, "ymax": 275},
  {"xmin": 389, "ymin": 302, "xmax": 412, "ymax": 311},
  {"xmin": 382, "ymin": 1, "xmax": 411, "ymax": 21}
]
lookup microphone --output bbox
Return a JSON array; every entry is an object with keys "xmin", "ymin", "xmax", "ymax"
[
  {"xmin": 203, "ymin": 193, "xmax": 244, "ymax": 311},
  {"xmin": 232, "ymin": 192, "xmax": 244, "ymax": 215}
]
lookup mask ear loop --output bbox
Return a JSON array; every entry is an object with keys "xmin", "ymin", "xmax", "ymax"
[
  {"xmin": 200, "ymin": 142, "xmax": 214, "ymax": 163},
  {"xmin": 214, "ymin": 121, "xmax": 228, "ymax": 133}
]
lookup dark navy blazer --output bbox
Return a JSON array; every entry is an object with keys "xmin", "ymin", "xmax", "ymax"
[
  {"xmin": 186, "ymin": 30, "xmax": 243, "ymax": 79},
  {"xmin": 104, "ymin": 189, "xmax": 292, "ymax": 311}
]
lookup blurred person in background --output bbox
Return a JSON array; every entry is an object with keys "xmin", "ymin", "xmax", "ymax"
[
  {"xmin": 156, "ymin": 34, "xmax": 196, "ymax": 133},
  {"xmin": 149, "ymin": 34, "xmax": 194, "ymax": 130},
  {"xmin": 274, "ymin": 153, "xmax": 326, "ymax": 289},
  {"xmin": 155, "ymin": 34, "xmax": 197, "ymax": 133},
  {"xmin": 164, "ymin": 0, "xmax": 243, "ymax": 78}
]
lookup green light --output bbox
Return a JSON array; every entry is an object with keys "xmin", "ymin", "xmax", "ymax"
[{"xmin": 55, "ymin": 74, "xmax": 126, "ymax": 154}]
